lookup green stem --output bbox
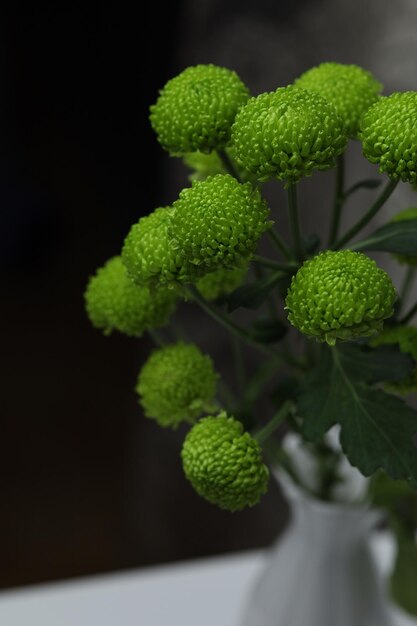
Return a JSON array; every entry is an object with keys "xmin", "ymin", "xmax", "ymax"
[
  {"xmin": 148, "ymin": 329, "xmax": 165, "ymax": 347},
  {"xmin": 217, "ymin": 149, "xmax": 242, "ymax": 181},
  {"xmin": 254, "ymin": 400, "xmax": 294, "ymax": 445},
  {"xmin": 332, "ymin": 179, "xmax": 398, "ymax": 250},
  {"xmin": 328, "ymin": 154, "xmax": 345, "ymax": 245},
  {"xmin": 252, "ymin": 255, "xmax": 299, "ymax": 273},
  {"xmin": 399, "ymin": 267, "xmax": 416, "ymax": 315},
  {"xmin": 287, "ymin": 183, "xmax": 305, "ymax": 261},
  {"xmin": 231, "ymin": 334, "xmax": 246, "ymax": 394},
  {"xmin": 400, "ymin": 300, "xmax": 417, "ymax": 325},
  {"xmin": 187, "ymin": 285, "xmax": 304, "ymax": 369},
  {"xmin": 217, "ymin": 379, "xmax": 237, "ymax": 412},
  {"xmin": 252, "ymin": 262, "xmax": 279, "ymax": 319},
  {"xmin": 267, "ymin": 228, "xmax": 294, "ymax": 261}
]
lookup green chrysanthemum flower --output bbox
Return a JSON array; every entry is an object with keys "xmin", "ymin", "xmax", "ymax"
[
  {"xmin": 371, "ymin": 326, "xmax": 417, "ymax": 394},
  {"xmin": 121, "ymin": 207, "xmax": 180, "ymax": 288},
  {"xmin": 231, "ymin": 86, "xmax": 348, "ymax": 185},
  {"xmin": 294, "ymin": 63, "xmax": 382, "ymax": 138},
  {"xmin": 84, "ymin": 257, "xmax": 177, "ymax": 337},
  {"xmin": 136, "ymin": 342, "xmax": 217, "ymax": 428},
  {"xmin": 181, "ymin": 412, "xmax": 269, "ymax": 511},
  {"xmin": 390, "ymin": 207, "xmax": 417, "ymax": 266},
  {"xmin": 360, "ymin": 92, "xmax": 417, "ymax": 184},
  {"xmin": 170, "ymin": 174, "xmax": 271, "ymax": 282},
  {"xmin": 150, "ymin": 64, "xmax": 250, "ymax": 155},
  {"xmin": 285, "ymin": 250, "xmax": 396, "ymax": 345},
  {"xmin": 196, "ymin": 263, "xmax": 248, "ymax": 301}
]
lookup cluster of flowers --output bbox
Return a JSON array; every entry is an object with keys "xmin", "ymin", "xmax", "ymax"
[{"xmin": 85, "ymin": 62, "xmax": 417, "ymax": 511}]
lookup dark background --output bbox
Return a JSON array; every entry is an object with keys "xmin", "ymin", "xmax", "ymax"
[{"xmin": 2, "ymin": 1, "xmax": 417, "ymax": 589}]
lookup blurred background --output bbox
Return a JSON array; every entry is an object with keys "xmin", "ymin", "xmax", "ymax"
[{"xmin": 2, "ymin": 0, "xmax": 417, "ymax": 588}]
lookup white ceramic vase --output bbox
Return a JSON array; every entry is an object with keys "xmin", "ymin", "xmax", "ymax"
[{"xmin": 240, "ymin": 469, "xmax": 394, "ymax": 626}]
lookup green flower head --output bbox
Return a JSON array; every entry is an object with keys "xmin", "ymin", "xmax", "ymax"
[
  {"xmin": 136, "ymin": 342, "xmax": 217, "ymax": 428},
  {"xmin": 390, "ymin": 207, "xmax": 417, "ymax": 266},
  {"xmin": 360, "ymin": 92, "xmax": 417, "ymax": 184},
  {"xmin": 294, "ymin": 63, "xmax": 382, "ymax": 138},
  {"xmin": 181, "ymin": 412, "xmax": 269, "ymax": 511},
  {"xmin": 371, "ymin": 326, "xmax": 417, "ymax": 394},
  {"xmin": 231, "ymin": 86, "xmax": 348, "ymax": 185},
  {"xmin": 150, "ymin": 64, "xmax": 250, "ymax": 155},
  {"xmin": 84, "ymin": 256, "xmax": 177, "ymax": 337},
  {"xmin": 285, "ymin": 250, "xmax": 396, "ymax": 345},
  {"xmin": 170, "ymin": 174, "xmax": 271, "ymax": 282},
  {"xmin": 121, "ymin": 207, "xmax": 180, "ymax": 289},
  {"xmin": 196, "ymin": 263, "xmax": 248, "ymax": 301}
]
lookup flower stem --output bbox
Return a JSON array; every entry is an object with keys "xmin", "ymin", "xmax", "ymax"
[
  {"xmin": 328, "ymin": 154, "xmax": 345, "ymax": 245},
  {"xmin": 399, "ymin": 267, "xmax": 416, "ymax": 315},
  {"xmin": 400, "ymin": 299, "xmax": 417, "ymax": 325},
  {"xmin": 287, "ymin": 183, "xmax": 305, "ymax": 261},
  {"xmin": 252, "ymin": 255, "xmax": 299, "ymax": 273},
  {"xmin": 254, "ymin": 400, "xmax": 294, "ymax": 445},
  {"xmin": 187, "ymin": 285, "xmax": 304, "ymax": 369},
  {"xmin": 267, "ymin": 228, "xmax": 294, "ymax": 261},
  {"xmin": 217, "ymin": 149, "xmax": 242, "ymax": 181},
  {"xmin": 231, "ymin": 333, "xmax": 246, "ymax": 394},
  {"xmin": 148, "ymin": 328, "xmax": 165, "ymax": 347},
  {"xmin": 332, "ymin": 178, "xmax": 398, "ymax": 250}
]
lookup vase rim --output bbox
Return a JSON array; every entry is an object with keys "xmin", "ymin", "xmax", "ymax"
[{"xmin": 272, "ymin": 465, "xmax": 383, "ymax": 521}]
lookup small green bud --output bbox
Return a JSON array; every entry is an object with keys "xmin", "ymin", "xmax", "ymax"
[
  {"xmin": 285, "ymin": 250, "xmax": 396, "ymax": 345},
  {"xmin": 150, "ymin": 64, "xmax": 250, "ymax": 155},
  {"xmin": 181, "ymin": 412, "xmax": 269, "ymax": 511},
  {"xmin": 371, "ymin": 326, "xmax": 417, "ymax": 394},
  {"xmin": 294, "ymin": 63, "xmax": 381, "ymax": 138},
  {"xmin": 183, "ymin": 150, "xmax": 226, "ymax": 182},
  {"xmin": 196, "ymin": 263, "xmax": 248, "ymax": 301},
  {"xmin": 390, "ymin": 207, "xmax": 417, "ymax": 266},
  {"xmin": 170, "ymin": 174, "xmax": 271, "ymax": 282},
  {"xmin": 84, "ymin": 256, "xmax": 177, "ymax": 337},
  {"xmin": 231, "ymin": 86, "xmax": 348, "ymax": 185},
  {"xmin": 136, "ymin": 342, "xmax": 217, "ymax": 428},
  {"xmin": 121, "ymin": 207, "xmax": 179, "ymax": 288},
  {"xmin": 360, "ymin": 92, "xmax": 417, "ymax": 184}
]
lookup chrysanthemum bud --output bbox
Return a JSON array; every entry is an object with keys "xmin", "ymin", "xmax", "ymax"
[
  {"xmin": 170, "ymin": 174, "xmax": 271, "ymax": 282},
  {"xmin": 196, "ymin": 263, "xmax": 248, "ymax": 301},
  {"xmin": 390, "ymin": 207, "xmax": 417, "ymax": 266},
  {"xmin": 360, "ymin": 92, "xmax": 417, "ymax": 184},
  {"xmin": 136, "ymin": 343, "xmax": 217, "ymax": 428},
  {"xmin": 285, "ymin": 250, "xmax": 396, "ymax": 345},
  {"xmin": 84, "ymin": 257, "xmax": 177, "ymax": 337},
  {"xmin": 121, "ymin": 207, "xmax": 179, "ymax": 288},
  {"xmin": 231, "ymin": 86, "xmax": 348, "ymax": 185},
  {"xmin": 294, "ymin": 63, "xmax": 381, "ymax": 138},
  {"xmin": 150, "ymin": 64, "xmax": 250, "ymax": 155},
  {"xmin": 181, "ymin": 412, "xmax": 269, "ymax": 511}
]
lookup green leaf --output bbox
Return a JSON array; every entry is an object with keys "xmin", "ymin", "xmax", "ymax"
[
  {"xmin": 391, "ymin": 534, "xmax": 417, "ymax": 617},
  {"xmin": 369, "ymin": 472, "xmax": 417, "ymax": 525},
  {"xmin": 248, "ymin": 317, "xmax": 288, "ymax": 344},
  {"xmin": 297, "ymin": 345, "xmax": 417, "ymax": 483},
  {"xmin": 226, "ymin": 271, "xmax": 284, "ymax": 312},
  {"xmin": 351, "ymin": 219, "xmax": 417, "ymax": 255},
  {"xmin": 336, "ymin": 343, "xmax": 415, "ymax": 383}
]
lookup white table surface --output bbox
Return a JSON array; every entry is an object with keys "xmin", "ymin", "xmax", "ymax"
[{"xmin": 0, "ymin": 544, "xmax": 415, "ymax": 626}]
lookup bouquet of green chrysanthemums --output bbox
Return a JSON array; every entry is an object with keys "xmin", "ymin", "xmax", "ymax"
[{"xmin": 85, "ymin": 62, "xmax": 417, "ymax": 616}]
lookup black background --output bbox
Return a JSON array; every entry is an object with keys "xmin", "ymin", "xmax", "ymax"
[{"xmin": 1, "ymin": 2, "xmax": 287, "ymax": 588}]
